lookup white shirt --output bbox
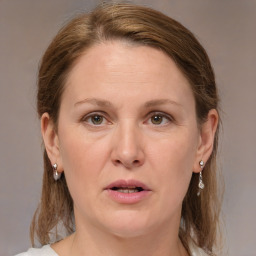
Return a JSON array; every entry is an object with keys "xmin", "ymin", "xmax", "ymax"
[
  {"xmin": 15, "ymin": 245, "xmax": 57, "ymax": 256},
  {"xmin": 15, "ymin": 244, "xmax": 207, "ymax": 256}
]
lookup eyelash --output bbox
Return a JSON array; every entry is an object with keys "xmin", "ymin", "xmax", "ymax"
[
  {"xmin": 145, "ymin": 112, "xmax": 173, "ymax": 126},
  {"xmin": 81, "ymin": 111, "xmax": 173, "ymax": 127},
  {"xmin": 81, "ymin": 112, "xmax": 110, "ymax": 126}
]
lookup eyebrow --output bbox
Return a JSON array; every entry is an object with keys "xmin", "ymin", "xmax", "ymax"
[
  {"xmin": 144, "ymin": 99, "xmax": 182, "ymax": 108},
  {"xmin": 74, "ymin": 98, "xmax": 181, "ymax": 108},
  {"xmin": 74, "ymin": 98, "xmax": 113, "ymax": 107}
]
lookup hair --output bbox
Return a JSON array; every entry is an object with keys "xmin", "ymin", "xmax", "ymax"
[{"xmin": 31, "ymin": 2, "xmax": 222, "ymax": 255}]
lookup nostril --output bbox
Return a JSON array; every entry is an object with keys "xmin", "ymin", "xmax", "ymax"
[
  {"xmin": 114, "ymin": 159, "xmax": 139, "ymax": 164},
  {"xmin": 113, "ymin": 159, "xmax": 141, "ymax": 168}
]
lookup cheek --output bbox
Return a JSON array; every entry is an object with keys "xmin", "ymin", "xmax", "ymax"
[
  {"xmin": 149, "ymin": 131, "xmax": 197, "ymax": 173},
  {"xmin": 58, "ymin": 122, "xmax": 108, "ymax": 169},
  {"xmin": 58, "ymin": 129, "xmax": 110, "ymax": 197},
  {"xmin": 148, "ymin": 132, "xmax": 197, "ymax": 203}
]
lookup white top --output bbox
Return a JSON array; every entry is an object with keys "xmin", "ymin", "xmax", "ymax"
[
  {"xmin": 15, "ymin": 244, "xmax": 207, "ymax": 256},
  {"xmin": 15, "ymin": 245, "xmax": 58, "ymax": 256}
]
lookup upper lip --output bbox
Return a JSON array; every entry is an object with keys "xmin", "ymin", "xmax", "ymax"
[{"xmin": 105, "ymin": 179, "xmax": 151, "ymax": 191}]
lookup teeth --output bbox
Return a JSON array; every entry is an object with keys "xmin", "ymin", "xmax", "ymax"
[
  {"xmin": 111, "ymin": 186, "xmax": 144, "ymax": 193},
  {"xmin": 116, "ymin": 188, "xmax": 140, "ymax": 193}
]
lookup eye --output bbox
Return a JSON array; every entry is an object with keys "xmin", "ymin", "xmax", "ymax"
[
  {"xmin": 90, "ymin": 115, "xmax": 104, "ymax": 125},
  {"xmin": 82, "ymin": 113, "xmax": 108, "ymax": 126},
  {"xmin": 151, "ymin": 115, "xmax": 164, "ymax": 125},
  {"xmin": 147, "ymin": 112, "xmax": 172, "ymax": 125}
]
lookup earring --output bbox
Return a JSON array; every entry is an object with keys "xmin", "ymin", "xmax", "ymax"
[
  {"xmin": 197, "ymin": 160, "xmax": 205, "ymax": 196},
  {"xmin": 53, "ymin": 163, "xmax": 61, "ymax": 181}
]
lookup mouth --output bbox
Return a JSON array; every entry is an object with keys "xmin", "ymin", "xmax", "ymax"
[
  {"xmin": 111, "ymin": 186, "xmax": 144, "ymax": 193},
  {"xmin": 104, "ymin": 179, "xmax": 151, "ymax": 204},
  {"xmin": 105, "ymin": 179, "xmax": 150, "ymax": 193}
]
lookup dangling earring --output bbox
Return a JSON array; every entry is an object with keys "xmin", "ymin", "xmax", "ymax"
[
  {"xmin": 53, "ymin": 163, "xmax": 61, "ymax": 181},
  {"xmin": 197, "ymin": 160, "xmax": 205, "ymax": 196}
]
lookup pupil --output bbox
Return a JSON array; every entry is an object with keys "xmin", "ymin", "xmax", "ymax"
[
  {"xmin": 92, "ymin": 115, "xmax": 102, "ymax": 124},
  {"xmin": 152, "ymin": 115, "xmax": 162, "ymax": 124}
]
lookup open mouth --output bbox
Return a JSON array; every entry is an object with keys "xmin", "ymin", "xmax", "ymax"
[
  {"xmin": 105, "ymin": 180, "xmax": 151, "ymax": 203},
  {"xmin": 105, "ymin": 180, "xmax": 150, "ymax": 194},
  {"xmin": 111, "ymin": 186, "xmax": 144, "ymax": 193}
]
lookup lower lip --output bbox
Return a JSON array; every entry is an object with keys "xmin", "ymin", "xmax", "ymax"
[{"xmin": 105, "ymin": 189, "xmax": 151, "ymax": 204}]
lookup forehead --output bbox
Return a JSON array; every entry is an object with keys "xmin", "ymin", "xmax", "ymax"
[
  {"xmin": 68, "ymin": 41, "xmax": 185, "ymax": 80},
  {"xmin": 63, "ymin": 41, "xmax": 194, "ymax": 108}
]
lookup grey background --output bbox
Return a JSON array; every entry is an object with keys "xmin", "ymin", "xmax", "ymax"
[{"xmin": 0, "ymin": 0, "xmax": 255, "ymax": 255}]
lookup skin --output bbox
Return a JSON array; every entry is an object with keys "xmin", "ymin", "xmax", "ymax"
[{"xmin": 42, "ymin": 41, "xmax": 218, "ymax": 256}]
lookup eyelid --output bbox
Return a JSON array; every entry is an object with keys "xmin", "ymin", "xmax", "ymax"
[
  {"xmin": 80, "ymin": 110, "xmax": 174, "ymax": 125},
  {"xmin": 81, "ymin": 111, "xmax": 111, "ymax": 125},
  {"xmin": 145, "ymin": 111, "xmax": 174, "ymax": 124}
]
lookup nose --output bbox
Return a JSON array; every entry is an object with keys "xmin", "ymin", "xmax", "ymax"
[{"xmin": 111, "ymin": 121, "xmax": 145, "ymax": 169}]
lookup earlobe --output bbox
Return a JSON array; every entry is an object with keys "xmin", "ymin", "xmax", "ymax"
[
  {"xmin": 41, "ymin": 113, "xmax": 63, "ymax": 172},
  {"xmin": 193, "ymin": 109, "xmax": 218, "ymax": 173}
]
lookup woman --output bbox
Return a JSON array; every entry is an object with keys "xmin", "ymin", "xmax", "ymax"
[{"xmin": 16, "ymin": 3, "xmax": 222, "ymax": 256}]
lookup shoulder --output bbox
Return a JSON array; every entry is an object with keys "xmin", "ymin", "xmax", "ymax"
[{"xmin": 14, "ymin": 245, "xmax": 58, "ymax": 256}]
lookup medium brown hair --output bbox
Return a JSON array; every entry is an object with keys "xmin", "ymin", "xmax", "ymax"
[{"xmin": 31, "ymin": 3, "xmax": 222, "ymax": 255}]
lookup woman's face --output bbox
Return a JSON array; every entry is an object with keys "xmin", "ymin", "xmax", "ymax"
[{"xmin": 48, "ymin": 41, "xmax": 205, "ymax": 237}]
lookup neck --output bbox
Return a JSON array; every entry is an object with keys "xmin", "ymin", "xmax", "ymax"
[
  {"xmin": 70, "ymin": 230, "xmax": 187, "ymax": 256},
  {"xmin": 67, "ymin": 218, "xmax": 188, "ymax": 256},
  {"xmin": 52, "ymin": 210, "xmax": 189, "ymax": 256}
]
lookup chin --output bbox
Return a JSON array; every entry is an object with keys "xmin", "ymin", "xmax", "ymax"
[
  {"xmin": 98, "ymin": 210, "xmax": 158, "ymax": 238},
  {"xmin": 108, "ymin": 225, "xmax": 152, "ymax": 239}
]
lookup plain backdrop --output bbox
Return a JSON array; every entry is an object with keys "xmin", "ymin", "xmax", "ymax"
[{"xmin": 0, "ymin": 1, "xmax": 255, "ymax": 255}]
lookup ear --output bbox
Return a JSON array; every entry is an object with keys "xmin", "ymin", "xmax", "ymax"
[
  {"xmin": 193, "ymin": 109, "xmax": 219, "ymax": 173},
  {"xmin": 41, "ymin": 113, "xmax": 63, "ymax": 172}
]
